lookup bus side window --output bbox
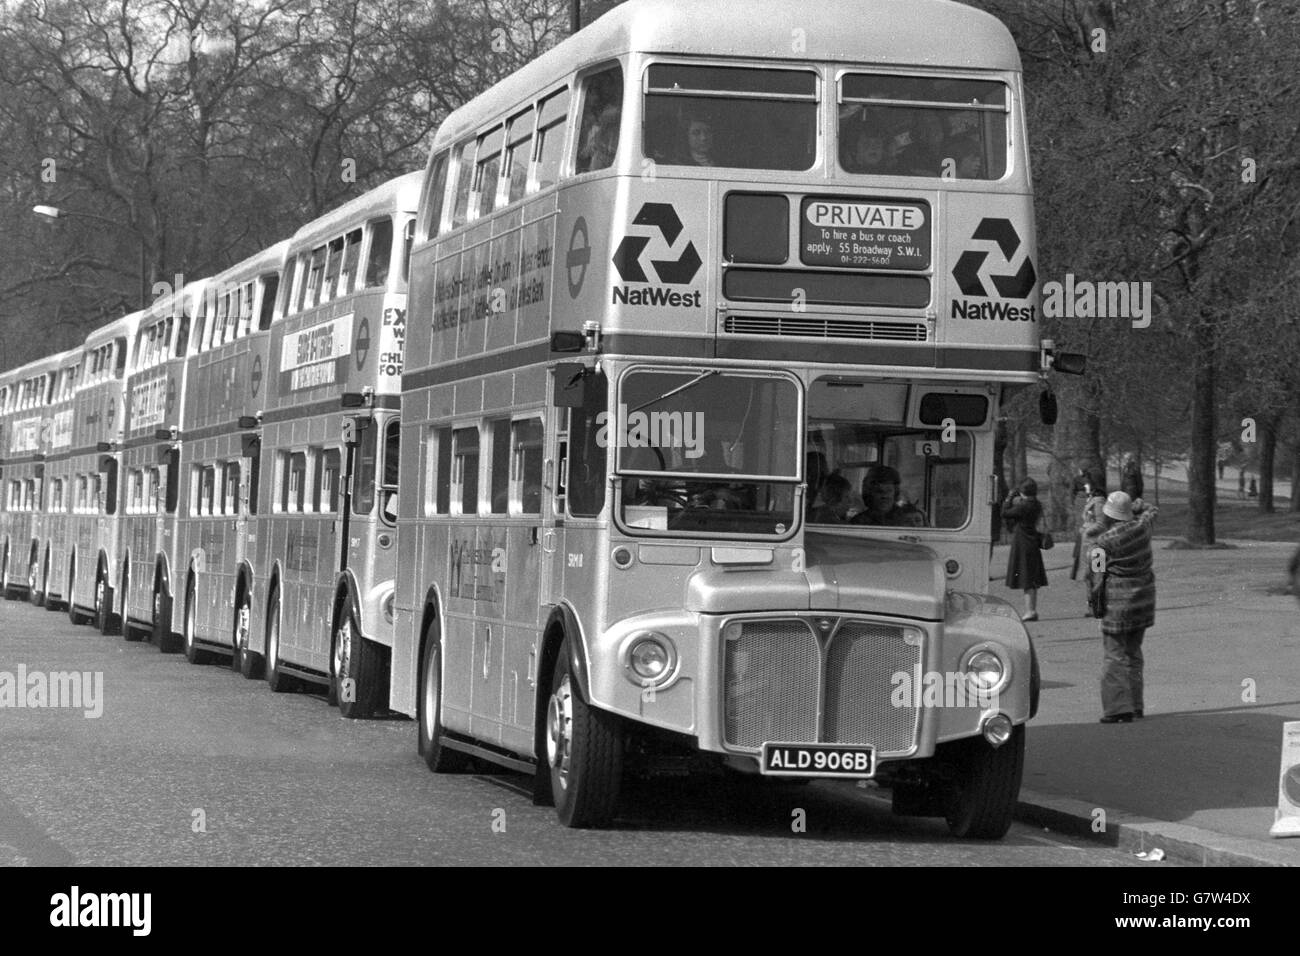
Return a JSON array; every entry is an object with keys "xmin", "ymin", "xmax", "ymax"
[
  {"xmin": 488, "ymin": 417, "xmax": 510, "ymax": 514},
  {"xmin": 305, "ymin": 246, "xmax": 327, "ymax": 309},
  {"xmin": 365, "ymin": 219, "xmax": 394, "ymax": 290},
  {"xmin": 353, "ymin": 423, "xmax": 377, "ymax": 515},
  {"xmin": 257, "ymin": 273, "xmax": 279, "ymax": 331},
  {"xmin": 338, "ymin": 229, "xmax": 362, "ymax": 297},
  {"xmin": 427, "ymin": 426, "xmax": 452, "ymax": 515},
  {"xmin": 450, "ymin": 140, "xmax": 474, "ymax": 229},
  {"xmin": 280, "ymin": 255, "xmax": 297, "ymax": 319},
  {"xmin": 513, "ymin": 419, "xmax": 543, "ymax": 515},
  {"xmin": 164, "ymin": 449, "xmax": 179, "ymax": 514},
  {"xmin": 381, "ymin": 419, "xmax": 400, "ymax": 523},
  {"xmin": 452, "ymin": 427, "xmax": 480, "ymax": 516},
  {"xmin": 531, "ymin": 86, "xmax": 569, "ymax": 193},
  {"xmin": 317, "ymin": 448, "xmax": 341, "ymax": 514},
  {"xmin": 504, "ymin": 107, "xmax": 534, "ymax": 205},
  {"xmin": 401, "ymin": 219, "xmax": 415, "ymax": 285},
  {"xmin": 472, "ymin": 125, "xmax": 503, "ymax": 221},
  {"xmin": 289, "ymin": 452, "xmax": 307, "ymax": 513},
  {"xmin": 247, "ymin": 453, "xmax": 260, "ymax": 516},
  {"xmin": 102, "ymin": 461, "xmax": 117, "ymax": 515},
  {"xmin": 575, "ymin": 64, "xmax": 623, "ymax": 174},
  {"xmin": 225, "ymin": 461, "xmax": 241, "ymax": 515},
  {"xmin": 567, "ymin": 370, "xmax": 607, "ymax": 518},
  {"xmin": 422, "ymin": 151, "xmax": 450, "ymax": 238}
]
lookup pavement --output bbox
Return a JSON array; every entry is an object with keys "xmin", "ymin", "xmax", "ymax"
[{"xmin": 990, "ymin": 535, "xmax": 1300, "ymax": 866}]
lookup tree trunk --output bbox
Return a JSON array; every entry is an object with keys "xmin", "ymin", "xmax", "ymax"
[
  {"xmin": 1291, "ymin": 443, "xmax": 1300, "ymax": 512},
  {"xmin": 1258, "ymin": 418, "xmax": 1276, "ymax": 513},
  {"xmin": 992, "ymin": 418, "xmax": 1008, "ymax": 543},
  {"xmin": 1186, "ymin": 317, "xmax": 1217, "ymax": 544}
]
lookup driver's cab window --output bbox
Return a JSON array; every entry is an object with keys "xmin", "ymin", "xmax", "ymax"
[{"xmin": 805, "ymin": 378, "xmax": 972, "ymax": 530}]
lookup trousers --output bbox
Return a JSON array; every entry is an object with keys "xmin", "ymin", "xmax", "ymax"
[{"xmin": 1101, "ymin": 628, "xmax": 1145, "ymax": 717}]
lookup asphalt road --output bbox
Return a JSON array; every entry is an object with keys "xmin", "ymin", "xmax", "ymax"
[{"xmin": 0, "ymin": 598, "xmax": 1161, "ymax": 867}]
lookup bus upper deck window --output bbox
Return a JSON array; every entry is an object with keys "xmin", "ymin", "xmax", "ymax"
[
  {"xmin": 422, "ymin": 151, "xmax": 450, "ymax": 237},
  {"xmin": 838, "ymin": 74, "xmax": 1008, "ymax": 180},
  {"xmin": 365, "ymin": 218, "xmax": 394, "ymax": 289},
  {"xmin": 451, "ymin": 142, "xmax": 474, "ymax": 229},
  {"xmin": 280, "ymin": 256, "xmax": 297, "ymax": 318},
  {"xmin": 531, "ymin": 86, "xmax": 569, "ymax": 193},
  {"xmin": 473, "ymin": 125, "xmax": 504, "ymax": 218},
  {"xmin": 323, "ymin": 236, "xmax": 345, "ymax": 302},
  {"xmin": 257, "ymin": 274, "xmax": 279, "ymax": 331},
  {"xmin": 305, "ymin": 246, "xmax": 327, "ymax": 308},
  {"xmin": 575, "ymin": 65, "xmax": 622, "ymax": 174},
  {"xmin": 339, "ymin": 229, "xmax": 362, "ymax": 296},
  {"xmin": 504, "ymin": 107, "xmax": 534, "ymax": 204},
  {"xmin": 644, "ymin": 63, "xmax": 817, "ymax": 171}
]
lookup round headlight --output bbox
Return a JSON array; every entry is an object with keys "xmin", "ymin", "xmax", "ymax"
[
  {"xmin": 628, "ymin": 635, "xmax": 672, "ymax": 682},
  {"xmin": 966, "ymin": 650, "xmax": 1004, "ymax": 692}
]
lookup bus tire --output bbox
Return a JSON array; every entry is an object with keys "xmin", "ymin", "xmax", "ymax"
[
  {"xmin": 265, "ymin": 587, "xmax": 300, "ymax": 693},
  {"xmin": 68, "ymin": 560, "xmax": 89, "ymax": 626},
  {"xmin": 153, "ymin": 584, "xmax": 178, "ymax": 653},
  {"xmin": 28, "ymin": 548, "xmax": 44, "ymax": 607},
  {"xmin": 182, "ymin": 578, "xmax": 217, "ymax": 665},
  {"xmin": 94, "ymin": 566, "xmax": 117, "ymax": 635},
  {"xmin": 944, "ymin": 724, "xmax": 1024, "ymax": 840},
  {"xmin": 332, "ymin": 606, "xmax": 382, "ymax": 719},
  {"xmin": 1, "ymin": 544, "xmax": 9, "ymax": 599},
  {"xmin": 417, "ymin": 620, "xmax": 471, "ymax": 773},
  {"xmin": 546, "ymin": 637, "xmax": 623, "ymax": 829},
  {"xmin": 233, "ymin": 586, "xmax": 263, "ymax": 679},
  {"xmin": 121, "ymin": 568, "xmax": 146, "ymax": 642}
]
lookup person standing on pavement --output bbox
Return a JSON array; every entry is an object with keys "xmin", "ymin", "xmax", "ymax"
[
  {"xmin": 1002, "ymin": 478, "xmax": 1049, "ymax": 621},
  {"xmin": 1085, "ymin": 491, "xmax": 1158, "ymax": 724},
  {"xmin": 1121, "ymin": 454, "xmax": 1143, "ymax": 500}
]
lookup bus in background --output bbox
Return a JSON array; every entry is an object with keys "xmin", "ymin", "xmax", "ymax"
[
  {"xmin": 118, "ymin": 280, "xmax": 203, "ymax": 647},
  {"xmin": 66, "ymin": 313, "xmax": 138, "ymax": 634},
  {"xmin": 253, "ymin": 172, "xmax": 417, "ymax": 717},
  {"xmin": 26, "ymin": 348, "xmax": 82, "ymax": 609},
  {"xmin": 176, "ymin": 241, "xmax": 288, "ymax": 672},
  {"xmin": 394, "ymin": 0, "xmax": 1081, "ymax": 835},
  {"xmin": 0, "ymin": 354, "xmax": 59, "ymax": 600},
  {"xmin": 0, "ymin": 363, "xmax": 17, "ymax": 593}
]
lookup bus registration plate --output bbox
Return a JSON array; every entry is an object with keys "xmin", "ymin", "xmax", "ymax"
[{"xmin": 761, "ymin": 743, "xmax": 875, "ymax": 778}]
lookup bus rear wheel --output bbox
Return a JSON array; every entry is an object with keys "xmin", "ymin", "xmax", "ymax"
[
  {"xmin": 945, "ymin": 724, "xmax": 1025, "ymax": 839},
  {"xmin": 94, "ymin": 567, "xmax": 117, "ymax": 635},
  {"xmin": 265, "ymin": 588, "xmax": 301, "ymax": 693},
  {"xmin": 28, "ymin": 551, "xmax": 44, "ymax": 607},
  {"xmin": 68, "ymin": 561, "xmax": 89, "ymax": 626},
  {"xmin": 232, "ymin": 588, "xmax": 262, "ymax": 679},
  {"xmin": 122, "ymin": 569, "xmax": 146, "ymax": 642},
  {"xmin": 545, "ymin": 637, "xmax": 623, "ymax": 829},
  {"xmin": 417, "ymin": 621, "xmax": 471, "ymax": 773},
  {"xmin": 182, "ymin": 579, "xmax": 217, "ymax": 665},
  {"xmin": 332, "ymin": 606, "xmax": 382, "ymax": 719}
]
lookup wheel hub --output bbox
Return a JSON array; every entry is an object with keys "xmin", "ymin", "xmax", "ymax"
[
  {"xmin": 235, "ymin": 602, "xmax": 250, "ymax": 652},
  {"xmin": 546, "ymin": 676, "xmax": 574, "ymax": 790},
  {"xmin": 94, "ymin": 579, "xmax": 104, "ymax": 613},
  {"xmin": 334, "ymin": 616, "xmax": 353, "ymax": 680}
]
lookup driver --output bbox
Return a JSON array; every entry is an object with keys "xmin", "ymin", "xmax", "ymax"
[{"xmin": 851, "ymin": 465, "xmax": 924, "ymax": 527}]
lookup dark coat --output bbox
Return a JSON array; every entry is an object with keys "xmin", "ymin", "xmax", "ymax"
[{"xmin": 1002, "ymin": 495, "xmax": 1048, "ymax": 590}]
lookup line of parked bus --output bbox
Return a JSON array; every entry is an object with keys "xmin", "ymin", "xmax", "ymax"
[{"xmin": 3, "ymin": 0, "xmax": 1085, "ymax": 836}]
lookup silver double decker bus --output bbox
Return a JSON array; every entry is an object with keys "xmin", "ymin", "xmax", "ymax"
[{"xmin": 390, "ymin": 0, "xmax": 1075, "ymax": 836}]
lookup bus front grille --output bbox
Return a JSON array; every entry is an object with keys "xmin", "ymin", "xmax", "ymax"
[
  {"xmin": 823, "ymin": 622, "xmax": 921, "ymax": 754},
  {"xmin": 722, "ymin": 618, "xmax": 922, "ymax": 754},
  {"xmin": 723, "ymin": 315, "xmax": 928, "ymax": 341}
]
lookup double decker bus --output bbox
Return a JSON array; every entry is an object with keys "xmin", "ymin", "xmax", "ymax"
[
  {"xmin": 394, "ymin": 0, "xmax": 1076, "ymax": 836},
  {"xmin": 25, "ymin": 348, "xmax": 82, "ymax": 609},
  {"xmin": 117, "ymin": 281, "xmax": 203, "ymax": 646},
  {"xmin": 0, "ymin": 353, "xmax": 61, "ymax": 600},
  {"xmin": 65, "ymin": 314, "xmax": 137, "ymax": 633},
  {"xmin": 174, "ymin": 243, "xmax": 287, "ymax": 669},
  {"xmin": 251, "ymin": 172, "xmax": 418, "ymax": 716}
]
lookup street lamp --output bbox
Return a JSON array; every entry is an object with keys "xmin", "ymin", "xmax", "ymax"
[{"xmin": 32, "ymin": 204, "xmax": 148, "ymax": 311}]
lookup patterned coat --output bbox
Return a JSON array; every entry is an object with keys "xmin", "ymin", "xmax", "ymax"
[{"xmin": 1092, "ymin": 511, "xmax": 1157, "ymax": 636}]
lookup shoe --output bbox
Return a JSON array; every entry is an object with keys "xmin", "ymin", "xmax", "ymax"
[
  {"xmin": 1021, "ymin": 612, "xmax": 1039, "ymax": 622},
  {"xmin": 1100, "ymin": 713, "xmax": 1134, "ymax": 724}
]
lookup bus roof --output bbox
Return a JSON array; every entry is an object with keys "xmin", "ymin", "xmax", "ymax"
[
  {"xmin": 141, "ymin": 276, "xmax": 210, "ymax": 324},
  {"xmin": 208, "ymin": 238, "xmax": 291, "ymax": 290},
  {"xmin": 288, "ymin": 172, "xmax": 422, "ymax": 255},
  {"xmin": 83, "ymin": 311, "xmax": 140, "ymax": 350},
  {"xmin": 434, "ymin": 0, "xmax": 1020, "ymax": 148}
]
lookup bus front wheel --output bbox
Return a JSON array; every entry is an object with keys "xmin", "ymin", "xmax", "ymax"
[
  {"xmin": 265, "ymin": 588, "xmax": 300, "ymax": 693},
  {"xmin": 233, "ymin": 588, "xmax": 263, "ymax": 679},
  {"xmin": 182, "ymin": 579, "xmax": 217, "ymax": 665},
  {"xmin": 417, "ymin": 622, "xmax": 471, "ymax": 773},
  {"xmin": 545, "ymin": 638, "xmax": 623, "ymax": 829},
  {"xmin": 944, "ymin": 724, "xmax": 1024, "ymax": 839},
  {"xmin": 94, "ymin": 568, "xmax": 117, "ymax": 635},
  {"xmin": 332, "ymin": 607, "xmax": 383, "ymax": 719}
]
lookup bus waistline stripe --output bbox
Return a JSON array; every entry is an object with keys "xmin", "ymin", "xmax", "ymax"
[{"xmin": 260, "ymin": 392, "xmax": 400, "ymax": 424}]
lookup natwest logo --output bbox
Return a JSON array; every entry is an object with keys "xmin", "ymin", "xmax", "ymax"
[
  {"xmin": 950, "ymin": 217, "xmax": 1037, "ymax": 322},
  {"xmin": 611, "ymin": 202, "xmax": 702, "ymax": 308}
]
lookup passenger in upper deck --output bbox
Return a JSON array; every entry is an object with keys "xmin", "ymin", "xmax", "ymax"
[
  {"xmin": 577, "ymin": 104, "xmax": 621, "ymax": 172},
  {"xmin": 681, "ymin": 113, "xmax": 718, "ymax": 167},
  {"xmin": 844, "ymin": 126, "xmax": 888, "ymax": 174}
]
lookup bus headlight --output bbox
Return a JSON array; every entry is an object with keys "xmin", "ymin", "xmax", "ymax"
[
  {"xmin": 964, "ymin": 649, "xmax": 1005, "ymax": 693},
  {"xmin": 626, "ymin": 632, "xmax": 675, "ymax": 685},
  {"xmin": 383, "ymin": 592, "xmax": 395, "ymax": 624}
]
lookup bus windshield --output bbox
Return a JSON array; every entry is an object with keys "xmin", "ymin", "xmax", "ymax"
[
  {"xmin": 615, "ymin": 368, "xmax": 799, "ymax": 536},
  {"xmin": 838, "ymin": 74, "xmax": 1008, "ymax": 180},
  {"xmin": 643, "ymin": 63, "xmax": 818, "ymax": 171},
  {"xmin": 805, "ymin": 378, "xmax": 973, "ymax": 529}
]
